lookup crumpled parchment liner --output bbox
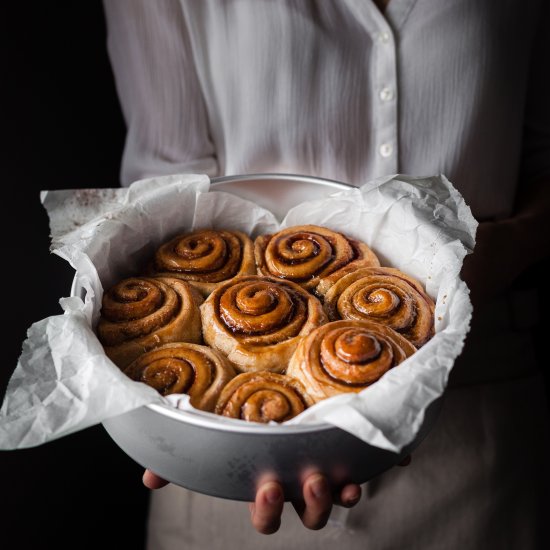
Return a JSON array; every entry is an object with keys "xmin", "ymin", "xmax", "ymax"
[{"xmin": 0, "ymin": 173, "xmax": 476, "ymax": 452}]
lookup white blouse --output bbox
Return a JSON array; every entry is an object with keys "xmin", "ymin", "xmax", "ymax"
[{"xmin": 103, "ymin": 0, "xmax": 549, "ymax": 220}]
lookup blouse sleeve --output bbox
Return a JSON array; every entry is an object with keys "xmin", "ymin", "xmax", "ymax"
[{"xmin": 103, "ymin": 0, "xmax": 218, "ymax": 186}]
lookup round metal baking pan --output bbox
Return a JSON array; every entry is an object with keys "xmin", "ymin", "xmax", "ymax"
[
  {"xmin": 99, "ymin": 173, "xmax": 442, "ymax": 501},
  {"xmin": 209, "ymin": 172, "xmax": 355, "ymax": 220}
]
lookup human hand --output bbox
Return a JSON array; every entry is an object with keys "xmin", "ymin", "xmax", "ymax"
[
  {"xmin": 143, "ymin": 458, "xmax": 411, "ymax": 535},
  {"xmin": 248, "ymin": 473, "xmax": 360, "ymax": 534},
  {"xmin": 143, "ymin": 469, "xmax": 170, "ymax": 490},
  {"xmin": 142, "ymin": 468, "xmax": 360, "ymax": 534},
  {"xmin": 249, "ymin": 454, "xmax": 412, "ymax": 534}
]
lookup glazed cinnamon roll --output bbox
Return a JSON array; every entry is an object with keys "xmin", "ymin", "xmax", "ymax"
[
  {"xmin": 322, "ymin": 267, "xmax": 435, "ymax": 348},
  {"xmin": 254, "ymin": 225, "xmax": 380, "ymax": 292},
  {"xmin": 287, "ymin": 320, "xmax": 416, "ymax": 403},
  {"xmin": 124, "ymin": 342, "xmax": 236, "ymax": 412},
  {"xmin": 149, "ymin": 229, "xmax": 256, "ymax": 296},
  {"xmin": 201, "ymin": 275, "xmax": 327, "ymax": 373},
  {"xmin": 97, "ymin": 277, "xmax": 203, "ymax": 368},
  {"xmin": 215, "ymin": 371, "xmax": 314, "ymax": 423}
]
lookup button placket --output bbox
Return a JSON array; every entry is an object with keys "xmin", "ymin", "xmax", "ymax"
[
  {"xmin": 379, "ymin": 86, "xmax": 394, "ymax": 102},
  {"xmin": 375, "ymin": 25, "xmax": 398, "ymax": 174},
  {"xmin": 379, "ymin": 31, "xmax": 391, "ymax": 44},
  {"xmin": 343, "ymin": 1, "xmax": 399, "ymax": 177},
  {"xmin": 379, "ymin": 143, "xmax": 393, "ymax": 157},
  {"xmin": 366, "ymin": 11, "xmax": 398, "ymax": 176}
]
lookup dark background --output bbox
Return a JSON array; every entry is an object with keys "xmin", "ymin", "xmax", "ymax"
[
  {"xmin": 2, "ymin": 3, "xmax": 149, "ymax": 549},
  {"xmin": 2, "ymin": 2, "xmax": 549, "ymax": 549}
]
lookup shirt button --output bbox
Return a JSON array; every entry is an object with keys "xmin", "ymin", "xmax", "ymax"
[
  {"xmin": 379, "ymin": 143, "xmax": 393, "ymax": 157},
  {"xmin": 379, "ymin": 87, "xmax": 394, "ymax": 102},
  {"xmin": 379, "ymin": 32, "xmax": 390, "ymax": 43}
]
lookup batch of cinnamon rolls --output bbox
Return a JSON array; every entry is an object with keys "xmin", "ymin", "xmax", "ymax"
[{"xmin": 97, "ymin": 225, "xmax": 435, "ymax": 424}]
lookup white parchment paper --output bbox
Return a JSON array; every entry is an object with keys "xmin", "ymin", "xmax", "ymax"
[{"xmin": 0, "ymin": 173, "xmax": 476, "ymax": 452}]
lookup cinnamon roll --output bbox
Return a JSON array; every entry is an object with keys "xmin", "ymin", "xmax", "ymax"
[
  {"xmin": 286, "ymin": 320, "xmax": 416, "ymax": 403},
  {"xmin": 215, "ymin": 371, "xmax": 314, "ymax": 423},
  {"xmin": 254, "ymin": 225, "xmax": 380, "ymax": 292},
  {"xmin": 97, "ymin": 277, "xmax": 203, "ymax": 368},
  {"xmin": 322, "ymin": 267, "xmax": 435, "ymax": 347},
  {"xmin": 149, "ymin": 229, "xmax": 256, "ymax": 296},
  {"xmin": 124, "ymin": 342, "xmax": 236, "ymax": 412},
  {"xmin": 201, "ymin": 275, "xmax": 327, "ymax": 373}
]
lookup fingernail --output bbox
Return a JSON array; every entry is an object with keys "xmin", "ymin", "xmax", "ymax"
[
  {"xmin": 264, "ymin": 484, "xmax": 281, "ymax": 504},
  {"xmin": 344, "ymin": 493, "xmax": 360, "ymax": 507},
  {"xmin": 399, "ymin": 455, "xmax": 412, "ymax": 467},
  {"xmin": 311, "ymin": 476, "xmax": 328, "ymax": 499}
]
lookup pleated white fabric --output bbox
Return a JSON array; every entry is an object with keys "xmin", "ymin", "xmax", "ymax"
[
  {"xmin": 104, "ymin": 0, "xmax": 550, "ymax": 220},
  {"xmin": 102, "ymin": 1, "xmax": 550, "ymax": 548}
]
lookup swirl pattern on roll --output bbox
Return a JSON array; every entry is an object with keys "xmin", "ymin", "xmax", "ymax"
[
  {"xmin": 254, "ymin": 225, "xmax": 380, "ymax": 291},
  {"xmin": 97, "ymin": 277, "xmax": 203, "ymax": 368},
  {"xmin": 215, "ymin": 372, "xmax": 313, "ymax": 423},
  {"xmin": 124, "ymin": 343, "xmax": 236, "ymax": 411},
  {"xmin": 322, "ymin": 267, "xmax": 435, "ymax": 347},
  {"xmin": 150, "ymin": 229, "xmax": 256, "ymax": 296},
  {"xmin": 286, "ymin": 320, "xmax": 416, "ymax": 403},
  {"xmin": 201, "ymin": 275, "xmax": 327, "ymax": 373}
]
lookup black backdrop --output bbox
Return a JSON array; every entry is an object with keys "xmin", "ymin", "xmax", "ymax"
[
  {"xmin": 2, "ymin": 3, "xmax": 149, "ymax": 549},
  {"xmin": 2, "ymin": 3, "xmax": 549, "ymax": 550}
]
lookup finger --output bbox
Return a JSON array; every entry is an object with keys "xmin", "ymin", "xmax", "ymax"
[
  {"xmin": 398, "ymin": 455, "xmax": 412, "ymax": 467},
  {"xmin": 142, "ymin": 469, "xmax": 170, "ymax": 489},
  {"xmin": 297, "ymin": 474, "xmax": 333, "ymax": 530},
  {"xmin": 249, "ymin": 481, "xmax": 284, "ymax": 535},
  {"xmin": 336, "ymin": 483, "xmax": 362, "ymax": 508}
]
